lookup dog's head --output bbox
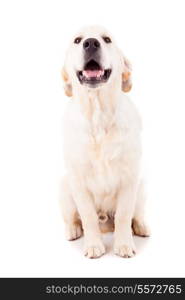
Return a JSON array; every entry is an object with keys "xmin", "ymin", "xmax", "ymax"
[{"xmin": 62, "ymin": 26, "xmax": 132, "ymax": 97}]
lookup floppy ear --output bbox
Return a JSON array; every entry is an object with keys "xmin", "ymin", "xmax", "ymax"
[
  {"xmin": 61, "ymin": 67, "xmax": 73, "ymax": 97},
  {"xmin": 122, "ymin": 57, "xmax": 132, "ymax": 92}
]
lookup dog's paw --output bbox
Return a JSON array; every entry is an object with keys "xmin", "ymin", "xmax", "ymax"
[
  {"xmin": 114, "ymin": 238, "xmax": 136, "ymax": 258},
  {"xmin": 132, "ymin": 219, "xmax": 150, "ymax": 237},
  {"xmin": 65, "ymin": 223, "xmax": 83, "ymax": 241},
  {"xmin": 84, "ymin": 241, "xmax": 105, "ymax": 259}
]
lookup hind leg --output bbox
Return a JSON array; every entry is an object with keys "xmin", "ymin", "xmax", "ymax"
[
  {"xmin": 132, "ymin": 181, "xmax": 150, "ymax": 237},
  {"xmin": 60, "ymin": 177, "xmax": 83, "ymax": 241}
]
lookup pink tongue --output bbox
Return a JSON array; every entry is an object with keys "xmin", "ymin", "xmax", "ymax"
[{"xmin": 83, "ymin": 70, "xmax": 104, "ymax": 78}]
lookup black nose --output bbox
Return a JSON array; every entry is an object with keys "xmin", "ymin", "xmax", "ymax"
[{"xmin": 83, "ymin": 38, "xmax": 100, "ymax": 52}]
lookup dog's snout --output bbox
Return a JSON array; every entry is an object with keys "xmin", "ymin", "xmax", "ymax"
[{"xmin": 83, "ymin": 38, "xmax": 100, "ymax": 52}]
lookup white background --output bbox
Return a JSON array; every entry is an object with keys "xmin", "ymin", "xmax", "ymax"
[{"xmin": 0, "ymin": 0, "xmax": 185, "ymax": 277}]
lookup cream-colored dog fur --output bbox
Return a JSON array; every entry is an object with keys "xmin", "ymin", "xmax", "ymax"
[{"xmin": 60, "ymin": 25, "xmax": 149, "ymax": 258}]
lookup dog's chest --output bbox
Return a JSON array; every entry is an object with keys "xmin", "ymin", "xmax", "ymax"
[
  {"xmin": 84, "ymin": 122, "xmax": 132, "ymax": 193},
  {"xmin": 64, "ymin": 101, "xmax": 140, "ymax": 194},
  {"xmin": 88, "ymin": 123, "xmax": 122, "ymax": 163}
]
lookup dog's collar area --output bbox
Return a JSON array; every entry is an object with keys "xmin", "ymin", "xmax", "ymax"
[{"xmin": 76, "ymin": 59, "xmax": 111, "ymax": 86}]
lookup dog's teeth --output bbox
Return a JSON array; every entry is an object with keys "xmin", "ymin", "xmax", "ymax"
[{"xmin": 83, "ymin": 70, "xmax": 104, "ymax": 78}]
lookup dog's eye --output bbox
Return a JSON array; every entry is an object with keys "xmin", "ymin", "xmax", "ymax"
[
  {"xmin": 103, "ymin": 36, "xmax": 112, "ymax": 43},
  {"xmin": 74, "ymin": 37, "xmax": 82, "ymax": 44}
]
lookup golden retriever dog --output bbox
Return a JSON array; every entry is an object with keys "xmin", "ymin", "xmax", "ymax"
[{"xmin": 60, "ymin": 25, "xmax": 150, "ymax": 258}]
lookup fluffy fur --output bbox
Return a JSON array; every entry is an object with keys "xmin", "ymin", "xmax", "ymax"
[{"xmin": 60, "ymin": 26, "xmax": 149, "ymax": 258}]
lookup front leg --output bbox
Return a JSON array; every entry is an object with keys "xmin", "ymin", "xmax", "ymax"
[
  {"xmin": 114, "ymin": 184, "xmax": 137, "ymax": 258},
  {"xmin": 71, "ymin": 181, "xmax": 105, "ymax": 259}
]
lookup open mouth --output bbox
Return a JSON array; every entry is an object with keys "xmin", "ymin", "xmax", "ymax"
[{"xmin": 77, "ymin": 59, "xmax": 111, "ymax": 86}]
